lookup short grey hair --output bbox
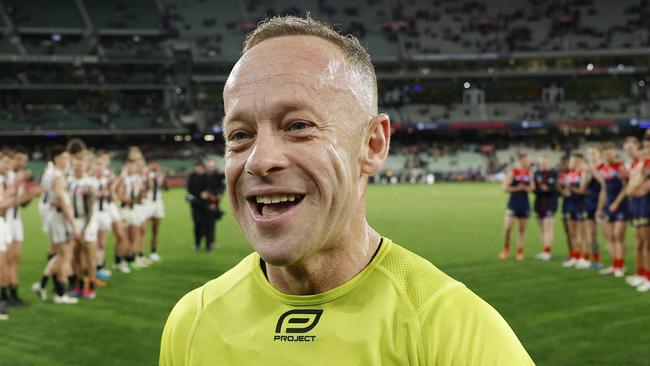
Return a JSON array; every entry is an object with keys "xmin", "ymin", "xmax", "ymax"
[{"xmin": 242, "ymin": 15, "xmax": 378, "ymax": 117}]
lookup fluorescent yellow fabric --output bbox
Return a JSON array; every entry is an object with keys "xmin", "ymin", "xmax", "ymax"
[{"xmin": 160, "ymin": 238, "xmax": 534, "ymax": 365}]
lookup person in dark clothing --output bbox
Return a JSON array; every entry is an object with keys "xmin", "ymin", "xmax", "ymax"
[
  {"xmin": 533, "ymin": 154, "xmax": 559, "ymax": 261},
  {"xmin": 204, "ymin": 159, "xmax": 225, "ymax": 251},
  {"xmin": 186, "ymin": 161, "xmax": 208, "ymax": 250}
]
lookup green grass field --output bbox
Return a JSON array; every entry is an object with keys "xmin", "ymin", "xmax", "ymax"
[{"xmin": 2, "ymin": 184, "xmax": 649, "ymax": 365}]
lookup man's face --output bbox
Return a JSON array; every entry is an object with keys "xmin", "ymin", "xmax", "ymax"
[
  {"xmin": 624, "ymin": 142, "xmax": 639, "ymax": 158},
  {"xmin": 0, "ymin": 157, "xmax": 9, "ymax": 174},
  {"xmin": 99, "ymin": 154, "xmax": 110, "ymax": 167},
  {"xmin": 54, "ymin": 152, "xmax": 69, "ymax": 169},
  {"xmin": 204, "ymin": 159, "xmax": 215, "ymax": 173},
  {"xmin": 93, "ymin": 160, "xmax": 105, "ymax": 178},
  {"xmin": 537, "ymin": 157, "xmax": 548, "ymax": 170},
  {"xmin": 223, "ymin": 36, "xmax": 367, "ymax": 266},
  {"xmin": 605, "ymin": 148, "xmax": 617, "ymax": 161},
  {"xmin": 73, "ymin": 158, "xmax": 86, "ymax": 177},
  {"xmin": 13, "ymin": 153, "xmax": 27, "ymax": 170},
  {"xmin": 587, "ymin": 148, "xmax": 599, "ymax": 163}
]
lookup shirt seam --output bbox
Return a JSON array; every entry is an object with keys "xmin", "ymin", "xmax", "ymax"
[
  {"xmin": 415, "ymin": 281, "xmax": 465, "ymax": 317},
  {"xmin": 374, "ymin": 265, "xmax": 464, "ymax": 364},
  {"xmin": 374, "ymin": 265, "xmax": 423, "ymax": 334}
]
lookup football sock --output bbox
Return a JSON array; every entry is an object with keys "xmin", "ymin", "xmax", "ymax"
[
  {"xmin": 40, "ymin": 275, "xmax": 49, "ymax": 289},
  {"xmin": 53, "ymin": 279, "xmax": 65, "ymax": 296},
  {"xmin": 9, "ymin": 284, "xmax": 17, "ymax": 299},
  {"xmin": 0, "ymin": 287, "xmax": 7, "ymax": 301}
]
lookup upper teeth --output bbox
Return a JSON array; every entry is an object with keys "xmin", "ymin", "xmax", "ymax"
[{"xmin": 256, "ymin": 194, "xmax": 297, "ymax": 204}]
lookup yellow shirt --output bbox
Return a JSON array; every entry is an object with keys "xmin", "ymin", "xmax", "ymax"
[{"xmin": 160, "ymin": 238, "xmax": 534, "ymax": 365}]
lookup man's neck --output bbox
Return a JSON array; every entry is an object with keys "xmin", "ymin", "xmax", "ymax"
[{"xmin": 264, "ymin": 227, "xmax": 382, "ymax": 295}]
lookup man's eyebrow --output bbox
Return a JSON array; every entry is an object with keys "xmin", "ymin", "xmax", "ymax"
[
  {"xmin": 269, "ymin": 99, "xmax": 319, "ymax": 121},
  {"xmin": 223, "ymin": 98, "xmax": 321, "ymax": 129},
  {"xmin": 222, "ymin": 110, "xmax": 252, "ymax": 129}
]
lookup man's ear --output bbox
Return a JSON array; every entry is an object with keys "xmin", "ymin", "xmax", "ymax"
[{"xmin": 360, "ymin": 113, "xmax": 390, "ymax": 176}]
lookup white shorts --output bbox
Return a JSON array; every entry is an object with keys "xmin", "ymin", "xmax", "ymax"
[
  {"xmin": 109, "ymin": 202, "xmax": 121, "ymax": 222},
  {"xmin": 144, "ymin": 200, "xmax": 165, "ymax": 219},
  {"xmin": 47, "ymin": 211, "xmax": 72, "ymax": 245},
  {"xmin": 3, "ymin": 215, "xmax": 13, "ymax": 244},
  {"xmin": 0, "ymin": 218, "xmax": 9, "ymax": 252},
  {"xmin": 38, "ymin": 200, "xmax": 52, "ymax": 233},
  {"xmin": 73, "ymin": 217, "xmax": 98, "ymax": 243},
  {"xmin": 121, "ymin": 205, "xmax": 145, "ymax": 227},
  {"xmin": 7, "ymin": 216, "xmax": 23, "ymax": 243},
  {"xmin": 96, "ymin": 210, "xmax": 113, "ymax": 231}
]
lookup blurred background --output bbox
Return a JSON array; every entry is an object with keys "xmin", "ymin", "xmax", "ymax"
[{"xmin": 1, "ymin": 0, "xmax": 649, "ymax": 365}]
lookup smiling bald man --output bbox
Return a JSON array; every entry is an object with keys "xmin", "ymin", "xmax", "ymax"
[{"xmin": 160, "ymin": 15, "xmax": 534, "ymax": 366}]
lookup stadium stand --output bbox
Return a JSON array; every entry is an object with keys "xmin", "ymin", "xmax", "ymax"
[
  {"xmin": 84, "ymin": 0, "xmax": 161, "ymax": 30},
  {"xmin": 5, "ymin": 0, "xmax": 85, "ymax": 29},
  {"xmin": 0, "ymin": 0, "xmax": 647, "ymax": 137},
  {"xmin": 394, "ymin": 0, "xmax": 650, "ymax": 55}
]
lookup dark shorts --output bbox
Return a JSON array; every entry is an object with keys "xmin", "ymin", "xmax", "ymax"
[
  {"xmin": 629, "ymin": 198, "xmax": 641, "ymax": 220},
  {"xmin": 583, "ymin": 208, "xmax": 597, "ymax": 221},
  {"xmin": 568, "ymin": 210, "xmax": 586, "ymax": 221},
  {"xmin": 606, "ymin": 201, "xmax": 629, "ymax": 222},
  {"xmin": 506, "ymin": 206, "xmax": 529, "ymax": 219},
  {"xmin": 634, "ymin": 198, "xmax": 650, "ymax": 227},
  {"xmin": 565, "ymin": 201, "xmax": 586, "ymax": 221},
  {"xmin": 534, "ymin": 196, "xmax": 557, "ymax": 219},
  {"xmin": 536, "ymin": 209, "xmax": 556, "ymax": 219}
]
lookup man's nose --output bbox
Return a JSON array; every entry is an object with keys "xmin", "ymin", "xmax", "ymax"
[{"xmin": 245, "ymin": 129, "xmax": 289, "ymax": 177}]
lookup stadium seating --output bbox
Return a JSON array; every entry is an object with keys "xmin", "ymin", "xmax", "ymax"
[
  {"xmin": 0, "ymin": 0, "xmax": 648, "ymax": 134},
  {"xmin": 0, "ymin": 0, "xmax": 648, "ymax": 59},
  {"xmin": 101, "ymin": 37, "xmax": 168, "ymax": 59},
  {"xmin": 21, "ymin": 36, "xmax": 95, "ymax": 56},
  {"xmin": 396, "ymin": 0, "xmax": 650, "ymax": 54},
  {"xmin": 84, "ymin": 0, "xmax": 161, "ymax": 30},
  {"xmin": 6, "ymin": 0, "xmax": 85, "ymax": 29}
]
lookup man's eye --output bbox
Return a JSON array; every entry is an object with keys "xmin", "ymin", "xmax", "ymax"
[
  {"xmin": 230, "ymin": 131, "xmax": 250, "ymax": 141},
  {"xmin": 287, "ymin": 121, "xmax": 310, "ymax": 132}
]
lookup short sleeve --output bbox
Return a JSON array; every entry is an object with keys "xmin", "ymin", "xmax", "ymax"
[
  {"xmin": 160, "ymin": 288, "xmax": 202, "ymax": 366},
  {"xmin": 419, "ymin": 284, "xmax": 535, "ymax": 366}
]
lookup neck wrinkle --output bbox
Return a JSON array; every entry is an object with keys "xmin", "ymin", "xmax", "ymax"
[{"xmin": 266, "ymin": 223, "xmax": 380, "ymax": 295}]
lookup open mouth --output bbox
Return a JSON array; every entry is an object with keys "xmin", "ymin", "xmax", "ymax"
[{"xmin": 247, "ymin": 193, "xmax": 305, "ymax": 219}]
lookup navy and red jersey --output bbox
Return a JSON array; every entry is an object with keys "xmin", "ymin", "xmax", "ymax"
[
  {"xmin": 507, "ymin": 168, "xmax": 531, "ymax": 210},
  {"xmin": 533, "ymin": 169, "xmax": 558, "ymax": 196},
  {"xmin": 598, "ymin": 162, "xmax": 626, "ymax": 205},
  {"xmin": 533, "ymin": 169, "xmax": 558, "ymax": 215},
  {"xmin": 566, "ymin": 169, "xmax": 586, "ymax": 203},
  {"xmin": 585, "ymin": 164, "xmax": 603, "ymax": 212}
]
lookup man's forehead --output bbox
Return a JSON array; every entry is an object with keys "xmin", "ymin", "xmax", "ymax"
[{"xmin": 224, "ymin": 36, "xmax": 347, "ymax": 98}]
